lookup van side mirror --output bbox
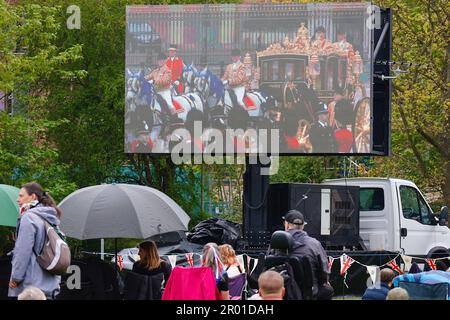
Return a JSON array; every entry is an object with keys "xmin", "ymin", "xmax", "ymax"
[{"xmin": 439, "ymin": 206, "xmax": 448, "ymax": 226}]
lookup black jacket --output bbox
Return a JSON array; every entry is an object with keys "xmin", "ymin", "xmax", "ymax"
[
  {"xmin": 309, "ymin": 122, "xmax": 336, "ymax": 153},
  {"xmin": 132, "ymin": 261, "xmax": 171, "ymax": 280},
  {"xmin": 287, "ymin": 229, "xmax": 330, "ymax": 296},
  {"xmin": 0, "ymin": 256, "xmax": 12, "ymax": 299},
  {"xmin": 123, "ymin": 272, "xmax": 164, "ymax": 300}
]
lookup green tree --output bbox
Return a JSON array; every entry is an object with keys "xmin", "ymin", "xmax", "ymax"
[
  {"xmin": 271, "ymin": 156, "xmax": 341, "ymax": 184},
  {"xmin": 369, "ymin": 0, "xmax": 449, "ymax": 206},
  {"xmin": 0, "ymin": 0, "xmax": 85, "ymax": 251},
  {"xmin": 30, "ymin": 0, "xmax": 213, "ymax": 214},
  {"xmin": 0, "ymin": 0, "xmax": 83, "ymax": 199}
]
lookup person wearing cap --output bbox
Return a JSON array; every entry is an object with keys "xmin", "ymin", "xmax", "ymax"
[
  {"xmin": 165, "ymin": 44, "xmax": 184, "ymax": 94},
  {"xmin": 222, "ymin": 48, "xmax": 250, "ymax": 109},
  {"xmin": 282, "ymin": 209, "xmax": 332, "ymax": 299},
  {"xmin": 309, "ymin": 102, "xmax": 336, "ymax": 153}
]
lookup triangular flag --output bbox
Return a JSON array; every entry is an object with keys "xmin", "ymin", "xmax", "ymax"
[
  {"xmin": 426, "ymin": 259, "xmax": 437, "ymax": 270},
  {"xmin": 401, "ymin": 255, "xmax": 412, "ymax": 272},
  {"xmin": 250, "ymin": 258, "xmax": 259, "ymax": 274},
  {"xmin": 244, "ymin": 254, "xmax": 250, "ymax": 273},
  {"xmin": 192, "ymin": 253, "xmax": 199, "ymax": 267},
  {"xmin": 328, "ymin": 257, "xmax": 334, "ymax": 271},
  {"xmin": 340, "ymin": 254, "xmax": 355, "ymax": 275},
  {"xmin": 237, "ymin": 254, "xmax": 245, "ymax": 271},
  {"xmin": 186, "ymin": 253, "xmax": 194, "ymax": 267},
  {"xmin": 388, "ymin": 259, "xmax": 403, "ymax": 274},
  {"xmin": 366, "ymin": 266, "xmax": 379, "ymax": 287},
  {"xmin": 168, "ymin": 255, "xmax": 177, "ymax": 269},
  {"xmin": 214, "ymin": 251, "xmax": 223, "ymax": 280},
  {"xmin": 117, "ymin": 255, "xmax": 123, "ymax": 272}
]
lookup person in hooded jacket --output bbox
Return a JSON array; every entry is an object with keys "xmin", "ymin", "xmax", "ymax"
[
  {"xmin": 281, "ymin": 209, "xmax": 332, "ymax": 299},
  {"xmin": 8, "ymin": 182, "xmax": 63, "ymax": 299}
]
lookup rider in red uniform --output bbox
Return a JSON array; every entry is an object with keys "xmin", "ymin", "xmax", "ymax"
[{"xmin": 165, "ymin": 44, "xmax": 184, "ymax": 94}]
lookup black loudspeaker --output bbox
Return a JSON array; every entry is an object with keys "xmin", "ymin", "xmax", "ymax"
[{"xmin": 268, "ymin": 183, "xmax": 360, "ymax": 247}]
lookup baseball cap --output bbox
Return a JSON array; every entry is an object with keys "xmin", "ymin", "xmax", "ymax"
[{"xmin": 282, "ymin": 209, "xmax": 307, "ymax": 226}]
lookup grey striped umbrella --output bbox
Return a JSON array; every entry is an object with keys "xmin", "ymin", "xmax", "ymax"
[{"xmin": 59, "ymin": 184, "xmax": 190, "ymax": 240}]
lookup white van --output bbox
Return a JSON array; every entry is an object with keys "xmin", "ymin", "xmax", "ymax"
[{"xmin": 323, "ymin": 178, "xmax": 450, "ymax": 257}]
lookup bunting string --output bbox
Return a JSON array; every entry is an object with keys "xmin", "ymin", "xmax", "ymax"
[
  {"xmin": 328, "ymin": 252, "xmax": 450, "ymax": 287},
  {"xmin": 80, "ymin": 251, "xmax": 449, "ymax": 276}
]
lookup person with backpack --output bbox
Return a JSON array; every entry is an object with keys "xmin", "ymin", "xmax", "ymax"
[
  {"xmin": 281, "ymin": 210, "xmax": 333, "ymax": 299},
  {"xmin": 8, "ymin": 182, "xmax": 69, "ymax": 299}
]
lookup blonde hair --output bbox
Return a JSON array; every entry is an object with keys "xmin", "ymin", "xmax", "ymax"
[
  {"xmin": 219, "ymin": 244, "xmax": 238, "ymax": 266},
  {"xmin": 138, "ymin": 241, "xmax": 162, "ymax": 270}
]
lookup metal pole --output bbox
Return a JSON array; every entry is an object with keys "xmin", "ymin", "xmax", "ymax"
[
  {"xmin": 100, "ymin": 238, "xmax": 104, "ymax": 260},
  {"xmin": 373, "ymin": 22, "xmax": 389, "ymax": 60},
  {"xmin": 114, "ymin": 238, "xmax": 118, "ymax": 272},
  {"xmin": 201, "ymin": 163, "xmax": 204, "ymax": 215}
]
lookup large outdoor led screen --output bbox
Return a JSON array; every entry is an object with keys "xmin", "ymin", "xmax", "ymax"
[{"xmin": 125, "ymin": 3, "xmax": 373, "ymax": 155}]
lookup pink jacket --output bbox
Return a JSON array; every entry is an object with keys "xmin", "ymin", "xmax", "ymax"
[{"xmin": 162, "ymin": 266, "xmax": 222, "ymax": 300}]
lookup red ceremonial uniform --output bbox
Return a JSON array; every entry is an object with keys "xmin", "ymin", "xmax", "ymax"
[
  {"xmin": 284, "ymin": 135, "xmax": 301, "ymax": 150},
  {"xmin": 166, "ymin": 56, "xmax": 184, "ymax": 93},
  {"xmin": 334, "ymin": 128, "xmax": 353, "ymax": 153}
]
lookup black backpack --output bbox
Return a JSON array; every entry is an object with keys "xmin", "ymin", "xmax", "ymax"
[{"xmin": 269, "ymin": 263, "xmax": 302, "ymax": 300}]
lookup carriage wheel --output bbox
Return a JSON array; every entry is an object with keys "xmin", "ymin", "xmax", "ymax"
[
  {"xmin": 352, "ymin": 97, "xmax": 371, "ymax": 153},
  {"xmin": 297, "ymin": 119, "xmax": 312, "ymax": 152}
]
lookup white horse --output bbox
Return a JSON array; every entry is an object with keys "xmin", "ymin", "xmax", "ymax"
[
  {"xmin": 125, "ymin": 68, "xmax": 173, "ymax": 152},
  {"xmin": 146, "ymin": 63, "xmax": 204, "ymax": 123},
  {"xmin": 181, "ymin": 62, "xmax": 198, "ymax": 94},
  {"xmin": 194, "ymin": 67, "xmax": 279, "ymax": 129},
  {"xmin": 223, "ymin": 87, "xmax": 268, "ymax": 118}
]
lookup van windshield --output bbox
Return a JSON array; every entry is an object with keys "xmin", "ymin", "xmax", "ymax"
[{"xmin": 359, "ymin": 188, "xmax": 385, "ymax": 211}]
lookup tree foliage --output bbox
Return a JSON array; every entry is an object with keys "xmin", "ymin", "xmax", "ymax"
[
  {"xmin": 1, "ymin": 0, "xmax": 448, "ymax": 254},
  {"xmin": 0, "ymin": 0, "xmax": 83, "ymax": 200},
  {"xmin": 369, "ymin": 0, "xmax": 449, "ymax": 206}
]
